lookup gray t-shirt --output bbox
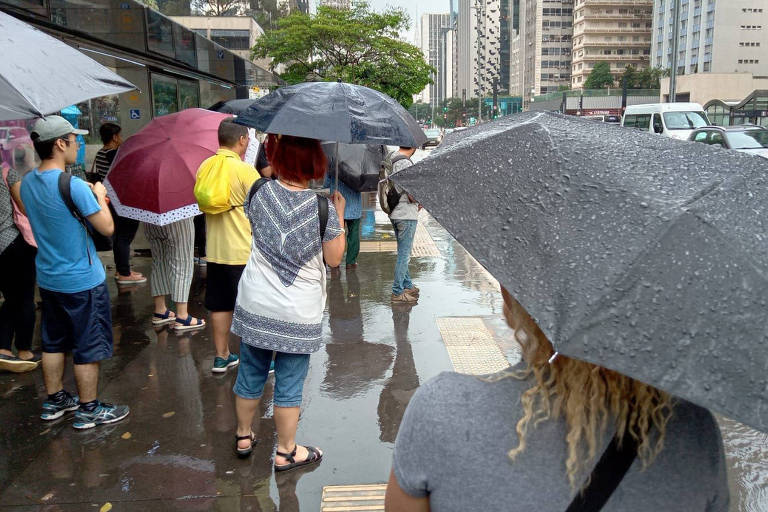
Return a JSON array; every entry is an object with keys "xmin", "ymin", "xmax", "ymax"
[
  {"xmin": 0, "ymin": 167, "xmax": 21, "ymax": 254},
  {"xmin": 393, "ymin": 368, "xmax": 729, "ymax": 511},
  {"xmin": 389, "ymin": 157, "xmax": 419, "ymax": 220}
]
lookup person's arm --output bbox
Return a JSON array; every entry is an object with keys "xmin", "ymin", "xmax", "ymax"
[
  {"xmin": 385, "ymin": 470, "xmax": 430, "ymax": 512},
  {"xmin": 9, "ymin": 181, "xmax": 25, "ymax": 215},
  {"xmin": 83, "ymin": 181, "xmax": 114, "ymax": 236},
  {"xmin": 256, "ymin": 145, "xmax": 273, "ymax": 178},
  {"xmin": 322, "ymin": 191, "xmax": 346, "ymax": 267}
]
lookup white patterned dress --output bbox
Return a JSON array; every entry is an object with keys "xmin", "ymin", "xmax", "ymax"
[{"xmin": 231, "ymin": 180, "xmax": 343, "ymax": 354}]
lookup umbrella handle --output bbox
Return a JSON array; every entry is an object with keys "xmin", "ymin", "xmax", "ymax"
[{"xmin": 334, "ymin": 142, "xmax": 339, "ymax": 191}]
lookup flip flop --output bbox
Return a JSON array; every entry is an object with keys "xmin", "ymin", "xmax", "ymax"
[
  {"xmin": 152, "ymin": 309, "xmax": 176, "ymax": 326},
  {"xmin": 274, "ymin": 445, "xmax": 323, "ymax": 472}
]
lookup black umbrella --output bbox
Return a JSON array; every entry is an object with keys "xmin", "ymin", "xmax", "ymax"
[
  {"xmin": 321, "ymin": 142, "xmax": 385, "ymax": 192},
  {"xmin": 235, "ymin": 81, "xmax": 426, "ymax": 147},
  {"xmin": 394, "ymin": 111, "xmax": 768, "ymax": 433},
  {"xmin": 235, "ymin": 81, "xmax": 425, "ymax": 188},
  {"xmin": 206, "ymin": 99, "xmax": 254, "ymax": 115}
]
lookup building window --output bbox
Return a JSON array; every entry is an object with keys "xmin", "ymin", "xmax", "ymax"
[{"xmin": 210, "ymin": 29, "xmax": 250, "ymax": 51}]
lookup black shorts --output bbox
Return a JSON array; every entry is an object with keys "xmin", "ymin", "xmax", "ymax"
[
  {"xmin": 40, "ymin": 281, "xmax": 113, "ymax": 364},
  {"xmin": 205, "ymin": 262, "xmax": 245, "ymax": 312}
]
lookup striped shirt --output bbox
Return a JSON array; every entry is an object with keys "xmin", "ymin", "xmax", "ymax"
[{"xmin": 92, "ymin": 148, "xmax": 117, "ymax": 182}]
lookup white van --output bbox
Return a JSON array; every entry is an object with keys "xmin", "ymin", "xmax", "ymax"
[{"xmin": 621, "ymin": 103, "xmax": 710, "ymax": 140}]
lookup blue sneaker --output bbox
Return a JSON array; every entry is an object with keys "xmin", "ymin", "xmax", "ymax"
[
  {"xmin": 72, "ymin": 401, "xmax": 130, "ymax": 430},
  {"xmin": 212, "ymin": 353, "xmax": 239, "ymax": 373},
  {"xmin": 41, "ymin": 390, "xmax": 80, "ymax": 421}
]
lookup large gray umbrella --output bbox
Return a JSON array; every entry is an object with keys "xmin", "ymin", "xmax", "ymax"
[
  {"xmin": 0, "ymin": 11, "xmax": 136, "ymax": 120},
  {"xmin": 394, "ymin": 111, "xmax": 768, "ymax": 433},
  {"xmin": 321, "ymin": 142, "xmax": 385, "ymax": 192}
]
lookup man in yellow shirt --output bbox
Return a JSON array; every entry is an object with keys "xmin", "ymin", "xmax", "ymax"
[{"xmin": 197, "ymin": 119, "xmax": 260, "ymax": 373}]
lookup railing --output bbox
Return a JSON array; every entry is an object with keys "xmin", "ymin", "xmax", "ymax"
[{"xmin": 533, "ymin": 88, "xmax": 661, "ymax": 103}]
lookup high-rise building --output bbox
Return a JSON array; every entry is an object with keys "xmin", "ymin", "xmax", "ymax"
[
  {"xmin": 319, "ymin": 0, "xmax": 351, "ymax": 9},
  {"xmin": 456, "ymin": 0, "xmax": 501, "ymax": 101},
  {"xmin": 520, "ymin": 0, "xmax": 574, "ymax": 106},
  {"xmin": 652, "ymin": 0, "xmax": 768, "ymax": 76},
  {"xmin": 571, "ymin": 0, "xmax": 653, "ymax": 89},
  {"xmin": 419, "ymin": 13, "xmax": 453, "ymax": 108},
  {"xmin": 509, "ymin": 0, "xmax": 523, "ymax": 96}
]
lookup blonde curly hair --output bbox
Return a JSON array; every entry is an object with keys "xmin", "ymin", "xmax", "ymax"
[{"xmin": 499, "ymin": 288, "xmax": 675, "ymax": 489}]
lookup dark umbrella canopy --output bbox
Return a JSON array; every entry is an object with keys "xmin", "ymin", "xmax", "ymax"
[
  {"xmin": 206, "ymin": 98, "xmax": 255, "ymax": 115},
  {"xmin": 394, "ymin": 111, "xmax": 768, "ymax": 433},
  {"xmin": 321, "ymin": 142, "xmax": 385, "ymax": 192},
  {"xmin": 0, "ymin": 11, "xmax": 135, "ymax": 120},
  {"xmin": 235, "ymin": 81, "xmax": 426, "ymax": 147}
]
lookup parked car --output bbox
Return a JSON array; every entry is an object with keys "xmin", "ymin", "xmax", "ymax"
[
  {"xmin": 422, "ymin": 129, "xmax": 442, "ymax": 148},
  {"xmin": 688, "ymin": 125, "xmax": 768, "ymax": 159},
  {"xmin": 0, "ymin": 126, "xmax": 32, "ymax": 166},
  {"xmin": 622, "ymin": 103, "xmax": 710, "ymax": 140}
]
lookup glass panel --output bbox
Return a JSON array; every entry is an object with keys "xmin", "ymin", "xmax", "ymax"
[
  {"xmin": 199, "ymin": 80, "xmax": 234, "ymax": 109},
  {"xmin": 151, "ymin": 73, "xmax": 178, "ymax": 116},
  {"xmin": 209, "ymin": 44, "xmax": 235, "ymax": 82},
  {"xmin": 210, "ymin": 29, "xmax": 250, "ymax": 50},
  {"xmin": 173, "ymin": 23, "xmax": 196, "ymax": 68},
  {"xmin": 178, "ymin": 80, "xmax": 200, "ymax": 110},
  {"xmin": 50, "ymin": 0, "xmax": 145, "ymax": 50},
  {"xmin": 726, "ymin": 130, "xmax": 768, "ymax": 149},
  {"xmin": 146, "ymin": 9, "xmax": 174, "ymax": 58},
  {"xmin": 3, "ymin": 0, "xmax": 48, "ymax": 18}
]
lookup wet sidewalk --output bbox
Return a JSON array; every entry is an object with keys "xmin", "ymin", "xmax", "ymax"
[{"xmin": 1, "ymin": 207, "xmax": 766, "ymax": 511}]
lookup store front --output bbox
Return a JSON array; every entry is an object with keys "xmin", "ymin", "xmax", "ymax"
[{"xmin": 704, "ymin": 91, "xmax": 768, "ymax": 128}]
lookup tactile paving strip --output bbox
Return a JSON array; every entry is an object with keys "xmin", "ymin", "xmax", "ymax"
[
  {"xmin": 358, "ymin": 218, "xmax": 440, "ymax": 257},
  {"xmin": 436, "ymin": 317, "xmax": 511, "ymax": 375},
  {"xmin": 320, "ymin": 484, "xmax": 386, "ymax": 511}
]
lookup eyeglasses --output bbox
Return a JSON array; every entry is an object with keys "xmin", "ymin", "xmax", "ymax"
[{"xmin": 59, "ymin": 136, "xmax": 80, "ymax": 147}]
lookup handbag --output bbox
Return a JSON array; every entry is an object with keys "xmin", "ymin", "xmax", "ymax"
[
  {"xmin": 1, "ymin": 163, "xmax": 36, "ymax": 247},
  {"xmin": 565, "ymin": 425, "xmax": 640, "ymax": 511},
  {"xmin": 57, "ymin": 171, "xmax": 113, "ymax": 254}
]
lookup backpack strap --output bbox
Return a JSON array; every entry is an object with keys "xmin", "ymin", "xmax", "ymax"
[
  {"xmin": 317, "ymin": 195, "xmax": 328, "ymax": 240},
  {"xmin": 565, "ymin": 426, "xmax": 639, "ymax": 512},
  {"xmin": 57, "ymin": 172, "xmax": 93, "ymax": 265},
  {"xmin": 245, "ymin": 177, "xmax": 271, "ymax": 209}
]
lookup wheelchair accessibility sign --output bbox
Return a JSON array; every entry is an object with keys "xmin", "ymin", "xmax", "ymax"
[{"xmin": 130, "ymin": 109, "xmax": 141, "ymax": 120}]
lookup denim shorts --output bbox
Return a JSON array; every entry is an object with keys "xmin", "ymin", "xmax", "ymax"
[
  {"xmin": 39, "ymin": 281, "xmax": 113, "ymax": 365},
  {"xmin": 233, "ymin": 343, "xmax": 311, "ymax": 407}
]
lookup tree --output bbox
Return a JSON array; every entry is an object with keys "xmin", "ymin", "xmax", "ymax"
[
  {"xmin": 583, "ymin": 62, "xmax": 614, "ymax": 89},
  {"xmin": 252, "ymin": 1, "xmax": 434, "ymax": 108},
  {"xmin": 191, "ymin": 0, "xmax": 247, "ymax": 16},
  {"xmin": 248, "ymin": 0, "xmax": 289, "ymax": 30},
  {"xmin": 620, "ymin": 65, "xmax": 663, "ymax": 89}
]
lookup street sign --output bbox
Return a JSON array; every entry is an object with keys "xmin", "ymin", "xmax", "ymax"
[{"xmin": 129, "ymin": 109, "xmax": 141, "ymax": 120}]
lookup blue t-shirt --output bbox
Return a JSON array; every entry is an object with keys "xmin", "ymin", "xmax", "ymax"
[{"xmin": 21, "ymin": 169, "xmax": 106, "ymax": 293}]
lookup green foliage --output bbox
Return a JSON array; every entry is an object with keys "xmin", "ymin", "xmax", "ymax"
[
  {"xmin": 584, "ymin": 62, "xmax": 614, "ymax": 89},
  {"xmin": 620, "ymin": 65, "xmax": 663, "ymax": 89},
  {"xmin": 409, "ymin": 98, "xmax": 495, "ymax": 127},
  {"xmin": 557, "ymin": 85, "xmax": 570, "ymax": 91},
  {"xmin": 249, "ymin": 0, "xmax": 289, "ymax": 30},
  {"xmin": 252, "ymin": 1, "xmax": 434, "ymax": 108}
]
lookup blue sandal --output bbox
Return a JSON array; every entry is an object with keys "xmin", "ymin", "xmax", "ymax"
[
  {"xmin": 174, "ymin": 316, "xmax": 206, "ymax": 331},
  {"xmin": 152, "ymin": 309, "xmax": 176, "ymax": 326}
]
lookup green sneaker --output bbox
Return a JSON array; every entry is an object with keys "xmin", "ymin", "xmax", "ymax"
[{"xmin": 212, "ymin": 353, "xmax": 239, "ymax": 373}]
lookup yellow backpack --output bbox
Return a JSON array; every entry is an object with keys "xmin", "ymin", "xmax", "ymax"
[{"xmin": 194, "ymin": 154, "xmax": 233, "ymax": 214}]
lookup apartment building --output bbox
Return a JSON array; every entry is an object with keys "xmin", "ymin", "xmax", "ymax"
[
  {"xmin": 571, "ymin": 0, "xmax": 653, "ymax": 88},
  {"xmin": 457, "ymin": 0, "xmax": 502, "ymax": 100},
  {"xmin": 652, "ymin": 0, "xmax": 768, "ymax": 75}
]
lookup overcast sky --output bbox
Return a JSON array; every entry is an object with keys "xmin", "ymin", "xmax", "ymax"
[{"xmin": 367, "ymin": 0, "xmax": 451, "ymax": 43}]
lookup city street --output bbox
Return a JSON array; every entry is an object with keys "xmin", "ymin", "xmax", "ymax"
[{"xmin": 0, "ymin": 146, "xmax": 766, "ymax": 510}]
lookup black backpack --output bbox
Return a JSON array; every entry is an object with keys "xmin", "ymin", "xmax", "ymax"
[
  {"xmin": 57, "ymin": 172, "xmax": 113, "ymax": 264},
  {"xmin": 377, "ymin": 151, "xmax": 411, "ymax": 214},
  {"xmin": 246, "ymin": 178, "xmax": 328, "ymax": 239}
]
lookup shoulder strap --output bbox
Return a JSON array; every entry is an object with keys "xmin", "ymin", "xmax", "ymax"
[
  {"xmin": 245, "ymin": 177, "xmax": 271, "ymax": 209},
  {"xmin": 57, "ymin": 172, "xmax": 87, "ymax": 225},
  {"xmin": 57, "ymin": 172, "xmax": 93, "ymax": 265},
  {"xmin": 317, "ymin": 195, "xmax": 328, "ymax": 240},
  {"xmin": 565, "ymin": 428, "xmax": 639, "ymax": 512}
]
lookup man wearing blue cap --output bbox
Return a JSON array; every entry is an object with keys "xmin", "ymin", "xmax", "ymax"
[{"xmin": 21, "ymin": 115, "xmax": 129, "ymax": 429}]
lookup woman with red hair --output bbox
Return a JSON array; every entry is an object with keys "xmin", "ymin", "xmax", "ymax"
[{"xmin": 231, "ymin": 134, "xmax": 346, "ymax": 470}]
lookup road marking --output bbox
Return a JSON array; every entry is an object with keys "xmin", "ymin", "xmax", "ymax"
[
  {"xmin": 321, "ymin": 484, "xmax": 386, "ymax": 511},
  {"xmin": 436, "ymin": 317, "xmax": 511, "ymax": 375}
]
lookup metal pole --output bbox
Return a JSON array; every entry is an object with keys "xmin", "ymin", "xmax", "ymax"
[
  {"xmin": 334, "ymin": 141, "xmax": 339, "ymax": 190},
  {"xmin": 669, "ymin": 0, "xmax": 681, "ymax": 103}
]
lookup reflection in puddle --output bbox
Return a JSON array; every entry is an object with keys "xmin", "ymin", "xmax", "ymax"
[{"xmin": 718, "ymin": 416, "xmax": 768, "ymax": 512}]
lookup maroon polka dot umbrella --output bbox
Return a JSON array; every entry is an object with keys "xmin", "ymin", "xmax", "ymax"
[{"xmin": 104, "ymin": 108, "xmax": 231, "ymax": 226}]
